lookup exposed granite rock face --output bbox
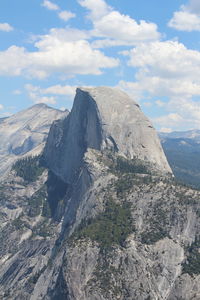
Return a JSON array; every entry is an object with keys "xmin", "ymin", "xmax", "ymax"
[
  {"xmin": 168, "ymin": 274, "xmax": 200, "ymax": 300},
  {"xmin": 0, "ymin": 104, "xmax": 68, "ymax": 179},
  {"xmin": 44, "ymin": 87, "xmax": 171, "ymax": 183},
  {"xmin": 0, "ymin": 88, "xmax": 199, "ymax": 300},
  {"xmin": 56, "ymin": 149, "xmax": 200, "ymax": 300}
]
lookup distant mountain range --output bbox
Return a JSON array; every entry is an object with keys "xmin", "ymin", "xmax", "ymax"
[
  {"xmin": 160, "ymin": 129, "xmax": 200, "ymax": 141},
  {"xmin": 160, "ymin": 130, "xmax": 200, "ymax": 188}
]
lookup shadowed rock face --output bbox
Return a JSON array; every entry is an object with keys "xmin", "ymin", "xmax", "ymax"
[
  {"xmin": 0, "ymin": 104, "xmax": 68, "ymax": 179},
  {"xmin": 44, "ymin": 87, "xmax": 172, "ymax": 183}
]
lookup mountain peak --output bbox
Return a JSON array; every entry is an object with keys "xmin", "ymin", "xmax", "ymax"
[
  {"xmin": 0, "ymin": 104, "xmax": 68, "ymax": 178},
  {"xmin": 30, "ymin": 103, "xmax": 68, "ymax": 112},
  {"xmin": 77, "ymin": 86, "xmax": 138, "ymax": 102},
  {"xmin": 44, "ymin": 87, "xmax": 172, "ymax": 183},
  {"xmin": 27, "ymin": 102, "xmax": 65, "ymax": 113},
  {"xmin": 77, "ymin": 87, "xmax": 171, "ymax": 170},
  {"xmin": 32, "ymin": 103, "xmax": 48, "ymax": 108},
  {"xmin": 76, "ymin": 86, "xmax": 139, "ymax": 109}
]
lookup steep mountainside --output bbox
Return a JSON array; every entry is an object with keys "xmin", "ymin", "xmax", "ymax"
[
  {"xmin": 160, "ymin": 132, "xmax": 200, "ymax": 188},
  {"xmin": 0, "ymin": 104, "xmax": 68, "ymax": 179},
  {"xmin": 0, "ymin": 88, "xmax": 199, "ymax": 300}
]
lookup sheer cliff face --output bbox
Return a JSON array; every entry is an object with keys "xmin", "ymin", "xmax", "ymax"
[
  {"xmin": 44, "ymin": 87, "xmax": 171, "ymax": 183},
  {"xmin": 0, "ymin": 104, "xmax": 68, "ymax": 178}
]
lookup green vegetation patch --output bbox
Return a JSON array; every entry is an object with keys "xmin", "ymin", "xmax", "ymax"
[
  {"xmin": 141, "ymin": 229, "xmax": 168, "ymax": 245},
  {"xmin": 114, "ymin": 172, "xmax": 153, "ymax": 197},
  {"xmin": 12, "ymin": 216, "xmax": 27, "ymax": 230},
  {"xmin": 32, "ymin": 219, "xmax": 54, "ymax": 238},
  {"xmin": 107, "ymin": 155, "xmax": 153, "ymax": 196},
  {"xmin": 97, "ymin": 153, "xmax": 151, "ymax": 176},
  {"xmin": 141, "ymin": 204, "xmax": 169, "ymax": 245},
  {"xmin": 89, "ymin": 258, "xmax": 122, "ymax": 298},
  {"xmin": 114, "ymin": 156, "xmax": 150, "ymax": 175},
  {"xmin": 12, "ymin": 155, "xmax": 45, "ymax": 183},
  {"xmin": 114, "ymin": 174, "xmax": 135, "ymax": 196},
  {"xmin": 0, "ymin": 191, "xmax": 7, "ymax": 204},
  {"xmin": 182, "ymin": 238, "xmax": 200, "ymax": 275},
  {"xmin": 28, "ymin": 185, "xmax": 49, "ymax": 217},
  {"xmin": 74, "ymin": 200, "xmax": 134, "ymax": 250}
]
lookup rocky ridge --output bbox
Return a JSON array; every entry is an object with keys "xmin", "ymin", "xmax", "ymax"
[{"xmin": 0, "ymin": 104, "xmax": 68, "ymax": 179}]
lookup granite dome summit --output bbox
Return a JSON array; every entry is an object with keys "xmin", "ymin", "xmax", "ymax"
[{"xmin": 44, "ymin": 86, "xmax": 172, "ymax": 183}]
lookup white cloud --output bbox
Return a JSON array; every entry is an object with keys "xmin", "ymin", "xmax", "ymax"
[
  {"xmin": 31, "ymin": 35, "xmax": 119, "ymax": 77},
  {"xmin": 25, "ymin": 83, "xmax": 95, "ymax": 106},
  {"xmin": 153, "ymin": 97, "xmax": 200, "ymax": 130},
  {"xmin": 0, "ymin": 23, "xmax": 13, "ymax": 32},
  {"xmin": 153, "ymin": 113, "xmax": 183, "ymax": 129},
  {"xmin": 42, "ymin": 1, "xmax": 76, "ymax": 22},
  {"xmin": 13, "ymin": 89, "xmax": 22, "ymax": 95},
  {"xmin": 168, "ymin": 1, "xmax": 200, "ymax": 31},
  {"xmin": 58, "ymin": 10, "xmax": 76, "ymax": 21},
  {"xmin": 25, "ymin": 83, "xmax": 96, "ymax": 106},
  {"xmin": 155, "ymin": 100, "xmax": 165, "ymax": 107},
  {"xmin": 0, "ymin": 28, "xmax": 118, "ymax": 79},
  {"xmin": 0, "ymin": 104, "xmax": 4, "ymax": 110},
  {"xmin": 168, "ymin": 11, "xmax": 200, "ymax": 31},
  {"xmin": 25, "ymin": 84, "xmax": 56, "ymax": 104},
  {"xmin": 92, "ymin": 11, "xmax": 160, "ymax": 46},
  {"xmin": 143, "ymin": 102, "xmax": 152, "ymax": 107},
  {"xmin": 123, "ymin": 41, "xmax": 200, "ymax": 98},
  {"xmin": 35, "ymin": 96, "xmax": 56, "ymax": 104},
  {"xmin": 119, "ymin": 40, "xmax": 200, "ymax": 130},
  {"xmin": 168, "ymin": 98, "xmax": 200, "ymax": 124},
  {"xmin": 79, "ymin": 0, "xmax": 160, "ymax": 47},
  {"xmin": 117, "ymin": 80, "xmax": 143, "ymax": 103},
  {"xmin": 42, "ymin": 0, "xmax": 59, "ymax": 11},
  {"xmin": 0, "ymin": 46, "xmax": 28, "ymax": 76},
  {"xmin": 78, "ymin": 0, "xmax": 111, "ymax": 21},
  {"xmin": 38, "ymin": 28, "xmax": 91, "ymax": 42},
  {"xmin": 159, "ymin": 128, "xmax": 173, "ymax": 133},
  {"xmin": 40, "ymin": 84, "xmax": 76, "ymax": 97}
]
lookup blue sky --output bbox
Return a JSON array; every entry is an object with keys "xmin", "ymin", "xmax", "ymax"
[{"xmin": 0, "ymin": 0, "xmax": 200, "ymax": 132}]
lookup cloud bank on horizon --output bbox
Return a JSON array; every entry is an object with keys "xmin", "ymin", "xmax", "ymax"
[{"xmin": 0, "ymin": 0, "xmax": 200, "ymax": 132}]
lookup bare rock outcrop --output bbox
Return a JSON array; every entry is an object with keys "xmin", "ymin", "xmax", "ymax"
[{"xmin": 44, "ymin": 87, "xmax": 171, "ymax": 184}]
